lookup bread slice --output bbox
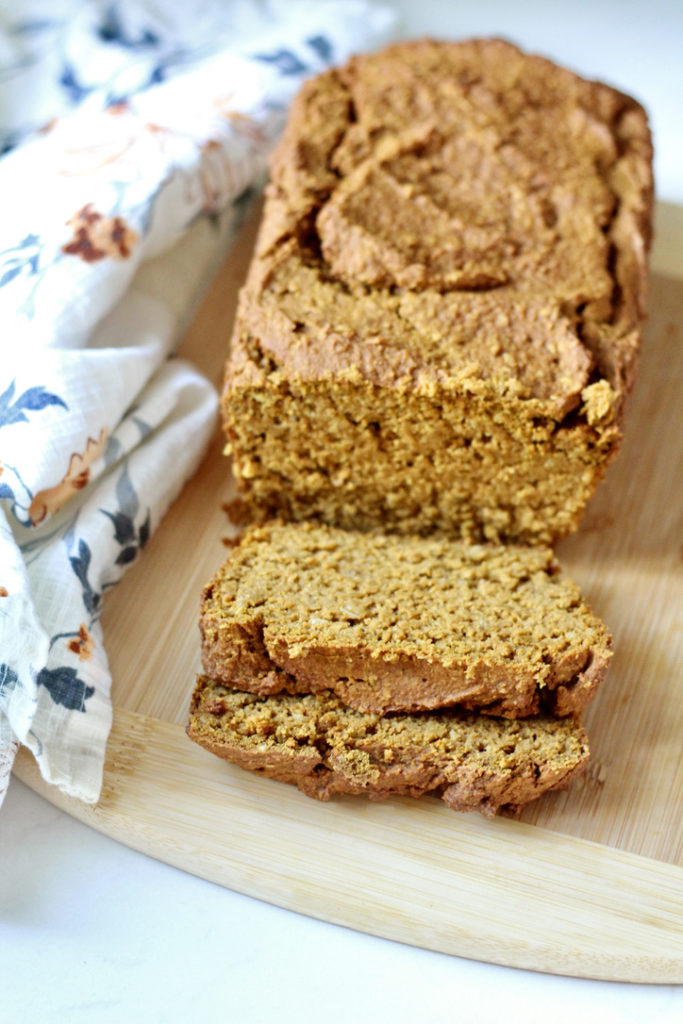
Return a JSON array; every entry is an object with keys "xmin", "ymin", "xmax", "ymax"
[
  {"xmin": 187, "ymin": 676, "xmax": 589, "ymax": 815},
  {"xmin": 200, "ymin": 522, "xmax": 611, "ymax": 718}
]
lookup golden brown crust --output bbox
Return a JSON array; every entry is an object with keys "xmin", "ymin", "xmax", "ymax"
[
  {"xmin": 223, "ymin": 39, "xmax": 653, "ymax": 544},
  {"xmin": 199, "ymin": 522, "xmax": 612, "ymax": 718},
  {"xmin": 187, "ymin": 676, "xmax": 590, "ymax": 816}
]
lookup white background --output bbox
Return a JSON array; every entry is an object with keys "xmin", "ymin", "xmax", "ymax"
[{"xmin": 2, "ymin": 2, "xmax": 682, "ymax": 1021}]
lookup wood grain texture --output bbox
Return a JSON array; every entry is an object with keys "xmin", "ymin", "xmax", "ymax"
[
  {"xmin": 13, "ymin": 200, "xmax": 683, "ymax": 982},
  {"xmin": 13, "ymin": 710, "xmax": 683, "ymax": 984}
]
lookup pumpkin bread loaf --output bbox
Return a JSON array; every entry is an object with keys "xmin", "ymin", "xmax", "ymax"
[
  {"xmin": 223, "ymin": 38, "xmax": 653, "ymax": 544},
  {"xmin": 187, "ymin": 676, "xmax": 590, "ymax": 816},
  {"xmin": 200, "ymin": 522, "xmax": 611, "ymax": 719}
]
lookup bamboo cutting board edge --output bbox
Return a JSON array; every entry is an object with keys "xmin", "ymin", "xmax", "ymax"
[
  {"xmin": 12, "ymin": 717, "xmax": 683, "ymax": 985},
  {"xmin": 12, "ymin": 199, "xmax": 683, "ymax": 984}
]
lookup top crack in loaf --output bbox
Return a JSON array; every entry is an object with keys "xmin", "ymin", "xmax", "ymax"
[{"xmin": 223, "ymin": 39, "xmax": 653, "ymax": 544}]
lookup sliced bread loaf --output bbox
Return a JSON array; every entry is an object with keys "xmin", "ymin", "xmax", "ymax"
[{"xmin": 224, "ymin": 39, "xmax": 653, "ymax": 544}]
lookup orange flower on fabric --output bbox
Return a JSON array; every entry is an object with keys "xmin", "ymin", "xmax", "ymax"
[
  {"xmin": 66, "ymin": 624, "xmax": 95, "ymax": 661},
  {"xmin": 62, "ymin": 205, "xmax": 138, "ymax": 263},
  {"xmin": 212, "ymin": 99, "xmax": 265, "ymax": 143},
  {"xmin": 29, "ymin": 428, "xmax": 108, "ymax": 525}
]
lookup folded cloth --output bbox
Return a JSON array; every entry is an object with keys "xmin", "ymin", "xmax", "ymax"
[{"xmin": 0, "ymin": 0, "xmax": 396, "ymax": 806}]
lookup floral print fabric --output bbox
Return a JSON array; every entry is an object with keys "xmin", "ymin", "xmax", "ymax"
[{"xmin": 0, "ymin": 0, "xmax": 394, "ymax": 806}]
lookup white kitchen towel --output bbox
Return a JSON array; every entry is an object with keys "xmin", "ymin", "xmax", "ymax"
[{"xmin": 0, "ymin": 0, "xmax": 395, "ymax": 806}]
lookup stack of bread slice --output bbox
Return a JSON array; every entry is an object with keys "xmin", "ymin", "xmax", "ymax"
[
  {"xmin": 188, "ymin": 522, "xmax": 611, "ymax": 814},
  {"xmin": 186, "ymin": 39, "xmax": 652, "ymax": 815}
]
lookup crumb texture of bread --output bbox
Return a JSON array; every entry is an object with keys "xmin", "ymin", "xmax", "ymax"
[
  {"xmin": 187, "ymin": 676, "xmax": 590, "ymax": 816},
  {"xmin": 224, "ymin": 38, "xmax": 653, "ymax": 543},
  {"xmin": 200, "ymin": 522, "xmax": 612, "ymax": 717}
]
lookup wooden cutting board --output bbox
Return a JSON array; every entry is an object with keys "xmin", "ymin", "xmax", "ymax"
[{"xmin": 14, "ymin": 201, "xmax": 683, "ymax": 984}]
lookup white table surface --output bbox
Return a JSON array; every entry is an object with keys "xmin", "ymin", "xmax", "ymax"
[{"xmin": 3, "ymin": 2, "xmax": 682, "ymax": 1021}]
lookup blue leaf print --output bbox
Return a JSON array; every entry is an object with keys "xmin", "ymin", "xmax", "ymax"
[
  {"xmin": 0, "ymin": 380, "xmax": 68, "ymax": 428},
  {"xmin": 69, "ymin": 537, "xmax": 90, "ymax": 586},
  {"xmin": 103, "ymin": 434, "xmax": 124, "ymax": 468},
  {"xmin": 0, "ymin": 664, "xmax": 19, "ymax": 697},
  {"xmin": 115, "ymin": 545, "xmax": 138, "ymax": 566},
  {"xmin": 101, "ymin": 466, "xmax": 150, "ymax": 569},
  {"xmin": 98, "ymin": 3, "xmax": 160, "ymax": 48},
  {"xmin": 16, "ymin": 386, "xmax": 68, "ymax": 413},
  {"xmin": 306, "ymin": 35, "xmax": 333, "ymax": 62},
  {"xmin": 0, "ymin": 380, "xmax": 15, "ymax": 413},
  {"xmin": 1, "ymin": 132, "xmax": 21, "ymax": 157},
  {"xmin": 132, "ymin": 415, "xmax": 152, "ymax": 439},
  {"xmin": 115, "ymin": 462, "xmax": 139, "ymax": 520},
  {"xmin": 69, "ymin": 539, "xmax": 101, "ymax": 616},
  {"xmin": 11, "ymin": 232, "xmax": 40, "ymax": 250},
  {"xmin": 97, "ymin": 5, "xmax": 123, "ymax": 43},
  {"xmin": 0, "ymin": 233, "xmax": 42, "ymax": 288},
  {"xmin": 0, "ymin": 482, "xmax": 15, "ymax": 500},
  {"xmin": 101, "ymin": 509, "xmax": 136, "ymax": 545},
  {"xmin": 253, "ymin": 49, "xmax": 307, "ymax": 76},
  {"xmin": 147, "ymin": 64, "xmax": 165, "ymax": 86},
  {"xmin": 0, "ymin": 263, "xmax": 24, "ymax": 288},
  {"xmin": 59, "ymin": 62, "xmax": 92, "ymax": 104},
  {"xmin": 138, "ymin": 511, "xmax": 151, "ymax": 549},
  {"xmin": 37, "ymin": 666, "xmax": 94, "ymax": 711}
]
